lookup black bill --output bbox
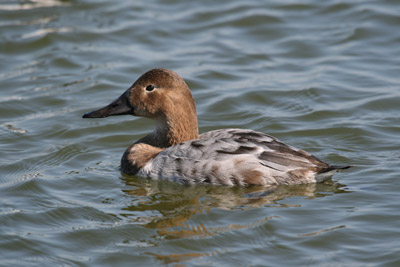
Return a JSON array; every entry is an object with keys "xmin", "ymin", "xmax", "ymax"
[{"xmin": 82, "ymin": 91, "xmax": 133, "ymax": 118}]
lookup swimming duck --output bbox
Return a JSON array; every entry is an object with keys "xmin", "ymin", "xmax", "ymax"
[{"xmin": 83, "ymin": 68, "xmax": 349, "ymax": 186}]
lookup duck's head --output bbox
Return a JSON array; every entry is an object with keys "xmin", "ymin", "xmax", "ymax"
[{"xmin": 83, "ymin": 68, "xmax": 199, "ymax": 145}]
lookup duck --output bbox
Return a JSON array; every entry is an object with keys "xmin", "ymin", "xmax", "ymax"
[{"xmin": 83, "ymin": 68, "xmax": 349, "ymax": 186}]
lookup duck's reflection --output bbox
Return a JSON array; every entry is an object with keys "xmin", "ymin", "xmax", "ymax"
[
  {"xmin": 122, "ymin": 176, "xmax": 349, "ymax": 233},
  {"xmin": 120, "ymin": 176, "xmax": 350, "ymax": 263}
]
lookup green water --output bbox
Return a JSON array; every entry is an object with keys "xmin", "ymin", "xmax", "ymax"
[{"xmin": 1, "ymin": 0, "xmax": 399, "ymax": 266}]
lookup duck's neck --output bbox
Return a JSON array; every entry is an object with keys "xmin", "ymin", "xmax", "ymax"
[
  {"xmin": 137, "ymin": 110, "xmax": 199, "ymax": 148},
  {"xmin": 163, "ymin": 112, "xmax": 199, "ymax": 146},
  {"xmin": 159, "ymin": 110, "xmax": 199, "ymax": 146}
]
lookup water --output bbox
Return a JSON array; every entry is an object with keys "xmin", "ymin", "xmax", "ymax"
[{"xmin": 1, "ymin": 0, "xmax": 399, "ymax": 265}]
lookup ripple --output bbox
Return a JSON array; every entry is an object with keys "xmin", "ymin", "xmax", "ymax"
[
  {"xmin": 21, "ymin": 27, "xmax": 72, "ymax": 39},
  {"xmin": 0, "ymin": 0, "xmax": 68, "ymax": 11},
  {"xmin": 297, "ymin": 225, "xmax": 346, "ymax": 237},
  {"xmin": 2, "ymin": 123, "xmax": 28, "ymax": 134}
]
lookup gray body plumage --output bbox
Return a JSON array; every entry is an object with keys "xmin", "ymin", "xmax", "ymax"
[{"xmin": 138, "ymin": 129, "xmax": 343, "ymax": 186}]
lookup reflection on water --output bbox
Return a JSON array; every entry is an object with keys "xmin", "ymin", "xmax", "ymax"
[
  {"xmin": 120, "ymin": 177, "xmax": 350, "ymax": 263},
  {"xmin": 122, "ymin": 176, "xmax": 349, "ymax": 236}
]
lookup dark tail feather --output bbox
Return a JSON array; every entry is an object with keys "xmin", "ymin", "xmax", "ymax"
[{"xmin": 318, "ymin": 165, "xmax": 351, "ymax": 174}]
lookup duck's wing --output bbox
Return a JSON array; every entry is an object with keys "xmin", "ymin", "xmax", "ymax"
[
  {"xmin": 214, "ymin": 129, "xmax": 329, "ymax": 168},
  {"xmin": 140, "ymin": 129, "xmax": 343, "ymax": 186}
]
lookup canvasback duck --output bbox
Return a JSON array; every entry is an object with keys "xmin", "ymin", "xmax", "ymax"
[{"xmin": 83, "ymin": 68, "xmax": 349, "ymax": 186}]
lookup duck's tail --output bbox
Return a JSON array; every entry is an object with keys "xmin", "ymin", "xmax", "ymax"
[
  {"xmin": 319, "ymin": 165, "xmax": 352, "ymax": 174},
  {"xmin": 314, "ymin": 165, "xmax": 351, "ymax": 183}
]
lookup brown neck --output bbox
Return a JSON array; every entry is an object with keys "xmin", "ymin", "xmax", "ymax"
[
  {"xmin": 162, "ymin": 110, "xmax": 199, "ymax": 146},
  {"xmin": 137, "ymin": 110, "xmax": 199, "ymax": 148}
]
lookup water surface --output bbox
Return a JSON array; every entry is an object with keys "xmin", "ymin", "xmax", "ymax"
[{"xmin": 1, "ymin": 0, "xmax": 400, "ymax": 266}]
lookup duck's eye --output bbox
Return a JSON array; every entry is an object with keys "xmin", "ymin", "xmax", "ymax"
[{"xmin": 146, "ymin": 85, "xmax": 155, "ymax": 92}]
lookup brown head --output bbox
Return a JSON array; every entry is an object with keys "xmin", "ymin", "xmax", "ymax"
[{"xmin": 83, "ymin": 68, "xmax": 199, "ymax": 147}]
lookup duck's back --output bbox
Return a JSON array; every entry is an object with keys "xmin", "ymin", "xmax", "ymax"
[{"xmin": 139, "ymin": 129, "xmax": 339, "ymax": 186}]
